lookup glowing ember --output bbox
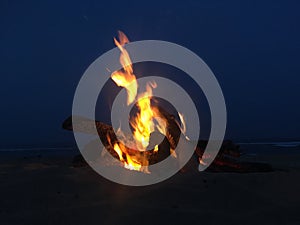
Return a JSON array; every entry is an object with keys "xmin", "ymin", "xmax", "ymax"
[{"xmin": 113, "ymin": 142, "xmax": 142, "ymax": 171}]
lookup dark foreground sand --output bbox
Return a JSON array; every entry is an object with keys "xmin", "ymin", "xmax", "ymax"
[{"xmin": 1, "ymin": 147, "xmax": 300, "ymax": 225}]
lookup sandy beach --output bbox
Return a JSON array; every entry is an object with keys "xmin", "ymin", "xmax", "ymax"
[{"xmin": 1, "ymin": 145, "xmax": 300, "ymax": 225}]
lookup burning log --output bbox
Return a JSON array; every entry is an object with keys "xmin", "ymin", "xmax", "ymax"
[
  {"xmin": 196, "ymin": 140, "xmax": 241, "ymax": 158},
  {"xmin": 195, "ymin": 140, "xmax": 273, "ymax": 172},
  {"xmin": 63, "ymin": 115, "xmax": 273, "ymax": 173},
  {"xmin": 63, "ymin": 113, "xmax": 180, "ymax": 166}
]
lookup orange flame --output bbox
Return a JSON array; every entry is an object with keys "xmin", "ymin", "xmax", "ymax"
[
  {"xmin": 111, "ymin": 31, "xmax": 137, "ymax": 105},
  {"xmin": 109, "ymin": 31, "xmax": 180, "ymax": 172}
]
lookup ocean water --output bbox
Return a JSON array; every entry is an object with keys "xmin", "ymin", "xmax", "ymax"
[
  {"xmin": 238, "ymin": 142, "xmax": 300, "ymax": 155},
  {"xmin": 0, "ymin": 147, "xmax": 78, "ymax": 159},
  {"xmin": 238, "ymin": 142, "xmax": 300, "ymax": 147},
  {"xmin": 0, "ymin": 147, "xmax": 75, "ymax": 152}
]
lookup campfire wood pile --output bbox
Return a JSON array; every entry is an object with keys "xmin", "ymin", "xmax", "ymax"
[{"xmin": 63, "ymin": 114, "xmax": 273, "ymax": 173}]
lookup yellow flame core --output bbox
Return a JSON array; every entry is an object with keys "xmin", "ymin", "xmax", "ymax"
[{"xmin": 130, "ymin": 83, "xmax": 157, "ymax": 150}]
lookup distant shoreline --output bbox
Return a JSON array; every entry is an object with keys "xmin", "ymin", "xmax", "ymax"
[
  {"xmin": 0, "ymin": 147, "xmax": 77, "ymax": 152},
  {"xmin": 238, "ymin": 141, "xmax": 300, "ymax": 147}
]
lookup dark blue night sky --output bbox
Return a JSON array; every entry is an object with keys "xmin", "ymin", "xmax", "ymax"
[{"xmin": 1, "ymin": 0, "xmax": 299, "ymax": 147}]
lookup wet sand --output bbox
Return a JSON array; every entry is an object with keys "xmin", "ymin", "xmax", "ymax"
[{"xmin": 1, "ymin": 147, "xmax": 300, "ymax": 225}]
